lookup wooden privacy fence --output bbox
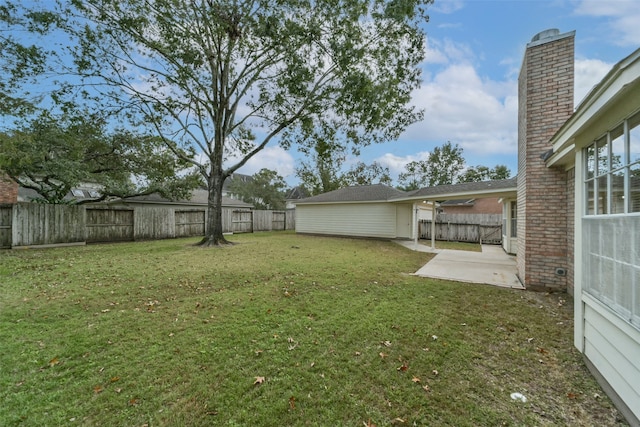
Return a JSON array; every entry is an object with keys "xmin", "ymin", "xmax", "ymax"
[
  {"xmin": 0, "ymin": 202, "xmax": 295, "ymax": 248},
  {"xmin": 419, "ymin": 213, "xmax": 503, "ymax": 245}
]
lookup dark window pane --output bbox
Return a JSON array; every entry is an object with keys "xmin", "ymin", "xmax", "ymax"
[
  {"xmin": 586, "ymin": 179, "xmax": 595, "ymax": 215},
  {"xmin": 597, "ymin": 175, "xmax": 608, "ymax": 214},
  {"xmin": 631, "ymin": 162, "xmax": 640, "ymax": 213},
  {"xmin": 611, "ymin": 168, "xmax": 625, "ymax": 214}
]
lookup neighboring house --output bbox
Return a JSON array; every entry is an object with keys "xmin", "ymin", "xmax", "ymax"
[
  {"xmin": 285, "ymin": 186, "xmax": 309, "ymax": 209},
  {"xmin": 16, "ymin": 185, "xmax": 252, "ymax": 210},
  {"xmin": 222, "ymin": 172, "xmax": 252, "ymax": 199},
  {"xmin": 108, "ymin": 189, "xmax": 253, "ymax": 210},
  {"xmin": 17, "ymin": 184, "xmax": 103, "ymax": 204},
  {"xmin": 439, "ymin": 197, "xmax": 503, "ymax": 215},
  {"xmin": 0, "ymin": 174, "xmax": 19, "ymax": 204}
]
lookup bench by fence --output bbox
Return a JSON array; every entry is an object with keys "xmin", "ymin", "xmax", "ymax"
[{"xmin": 0, "ymin": 203, "xmax": 295, "ymax": 248}]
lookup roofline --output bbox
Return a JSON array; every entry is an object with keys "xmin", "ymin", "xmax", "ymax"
[
  {"xmin": 547, "ymin": 47, "xmax": 640, "ymax": 167},
  {"xmin": 390, "ymin": 186, "xmax": 517, "ymax": 203},
  {"xmin": 293, "ymin": 199, "xmax": 403, "ymax": 206},
  {"xmin": 111, "ymin": 199, "xmax": 253, "ymax": 208}
]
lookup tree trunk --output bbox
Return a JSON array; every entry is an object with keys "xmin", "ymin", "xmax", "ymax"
[{"xmin": 198, "ymin": 172, "xmax": 231, "ymax": 246}]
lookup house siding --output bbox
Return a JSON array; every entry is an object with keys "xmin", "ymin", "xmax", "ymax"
[
  {"xmin": 583, "ymin": 298, "xmax": 640, "ymax": 423},
  {"xmin": 296, "ymin": 203, "xmax": 398, "ymax": 239}
]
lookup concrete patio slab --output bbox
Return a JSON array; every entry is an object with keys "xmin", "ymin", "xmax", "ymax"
[{"xmin": 394, "ymin": 241, "xmax": 524, "ymax": 289}]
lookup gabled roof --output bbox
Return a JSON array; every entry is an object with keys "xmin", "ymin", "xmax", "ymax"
[
  {"xmin": 119, "ymin": 189, "xmax": 253, "ymax": 208},
  {"xmin": 286, "ymin": 186, "xmax": 309, "ymax": 200},
  {"xmin": 294, "ymin": 184, "xmax": 408, "ymax": 204},
  {"xmin": 392, "ymin": 177, "xmax": 518, "ymax": 201},
  {"xmin": 293, "ymin": 178, "xmax": 518, "ymax": 206}
]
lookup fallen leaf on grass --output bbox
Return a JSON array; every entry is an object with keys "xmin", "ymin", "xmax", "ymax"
[
  {"xmin": 48, "ymin": 357, "xmax": 60, "ymax": 367},
  {"xmin": 422, "ymin": 384, "xmax": 430, "ymax": 392},
  {"xmin": 289, "ymin": 396, "xmax": 296, "ymax": 410},
  {"xmin": 537, "ymin": 347, "xmax": 548, "ymax": 354},
  {"xmin": 432, "ymin": 369, "xmax": 439, "ymax": 376},
  {"xmin": 567, "ymin": 392, "xmax": 577, "ymax": 399},
  {"xmin": 391, "ymin": 418, "xmax": 406, "ymax": 425},
  {"xmin": 412, "ymin": 377, "xmax": 421, "ymax": 383},
  {"xmin": 93, "ymin": 385, "xmax": 103, "ymax": 394},
  {"xmin": 363, "ymin": 419, "xmax": 376, "ymax": 427},
  {"xmin": 397, "ymin": 364, "xmax": 408, "ymax": 372},
  {"xmin": 382, "ymin": 341, "xmax": 392, "ymax": 347},
  {"xmin": 110, "ymin": 376, "xmax": 120, "ymax": 383},
  {"xmin": 379, "ymin": 352, "xmax": 387, "ymax": 359},
  {"xmin": 253, "ymin": 376, "xmax": 265, "ymax": 385},
  {"xmin": 129, "ymin": 397, "xmax": 140, "ymax": 406}
]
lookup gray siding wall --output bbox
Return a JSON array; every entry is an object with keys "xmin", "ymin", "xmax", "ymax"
[
  {"xmin": 583, "ymin": 301, "xmax": 640, "ymax": 422},
  {"xmin": 296, "ymin": 203, "xmax": 397, "ymax": 238}
]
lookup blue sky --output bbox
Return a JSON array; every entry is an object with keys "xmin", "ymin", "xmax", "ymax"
[{"xmin": 240, "ymin": 0, "xmax": 640, "ymax": 186}]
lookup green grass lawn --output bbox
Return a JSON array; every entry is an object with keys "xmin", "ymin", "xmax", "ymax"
[{"xmin": 0, "ymin": 232, "xmax": 627, "ymax": 426}]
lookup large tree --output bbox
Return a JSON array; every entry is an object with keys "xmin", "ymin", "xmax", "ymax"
[
  {"xmin": 7, "ymin": 0, "xmax": 431, "ymax": 245},
  {"xmin": 343, "ymin": 161, "xmax": 392, "ymax": 187},
  {"xmin": 458, "ymin": 164, "xmax": 511, "ymax": 183},
  {"xmin": 398, "ymin": 141, "xmax": 465, "ymax": 189},
  {"xmin": 0, "ymin": 112, "xmax": 201, "ymax": 204}
]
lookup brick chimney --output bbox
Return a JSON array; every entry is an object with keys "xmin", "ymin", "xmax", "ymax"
[
  {"xmin": 517, "ymin": 29, "xmax": 575, "ymax": 291},
  {"xmin": 0, "ymin": 174, "xmax": 19, "ymax": 204}
]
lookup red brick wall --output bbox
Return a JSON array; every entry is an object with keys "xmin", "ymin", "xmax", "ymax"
[
  {"xmin": 440, "ymin": 197, "xmax": 503, "ymax": 215},
  {"xmin": 0, "ymin": 174, "xmax": 18, "ymax": 204},
  {"xmin": 517, "ymin": 31, "xmax": 574, "ymax": 291}
]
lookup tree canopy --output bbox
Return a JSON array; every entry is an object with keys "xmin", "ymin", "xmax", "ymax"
[
  {"xmin": 4, "ymin": 0, "xmax": 432, "ymax": 245},
  {"xmin": 457, "ymin": 164, "xmax": 511, "ymax": 183},
  {"xmin": 0, "ymin": 112, "xmax": 201, "ymax": 204},
  {"xmin": 228, "ymin": 168, "xmax": 286, "ymax": 210},
  {"xmin": 397, "ymin": 141, "xmax": 511, "ymax": 190},
  {"xmin": 295, "ymin": 139, "xmax": 392, "ymax": 196}
]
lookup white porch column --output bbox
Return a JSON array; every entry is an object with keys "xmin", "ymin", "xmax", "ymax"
[
  {"xmin": 412, "ymin": 202, "xmax": 418, "ymax": 246},
  {"xmin": 431, "ymin": 201, "xmax": 436, "ymax": 249}
]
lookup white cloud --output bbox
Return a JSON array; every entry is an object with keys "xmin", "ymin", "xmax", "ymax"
[
  {"xmin": 574, "ymin": 0, "xmax": 640, "ymax": 45},
  {"xmin": 423, "ymin": 37, "xmax": 475, "ymax": 65},
  {"xmin": 431, "ymin": 0, "xmax": 464, "ymax": 15},
  {"xmin": 406, "ymin": 63, "xmax": 518, "ymax": 156},
  {"xmin": 227, "ymin": 146, "xmax": 295, "ymax": 179},
  {"xmin": 375, "ymin": 151, "xmax": 431, "ymax": 177},
  {"xmin": 574, "ymin": 58, "xmax": 614, "ymax": 106}
]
